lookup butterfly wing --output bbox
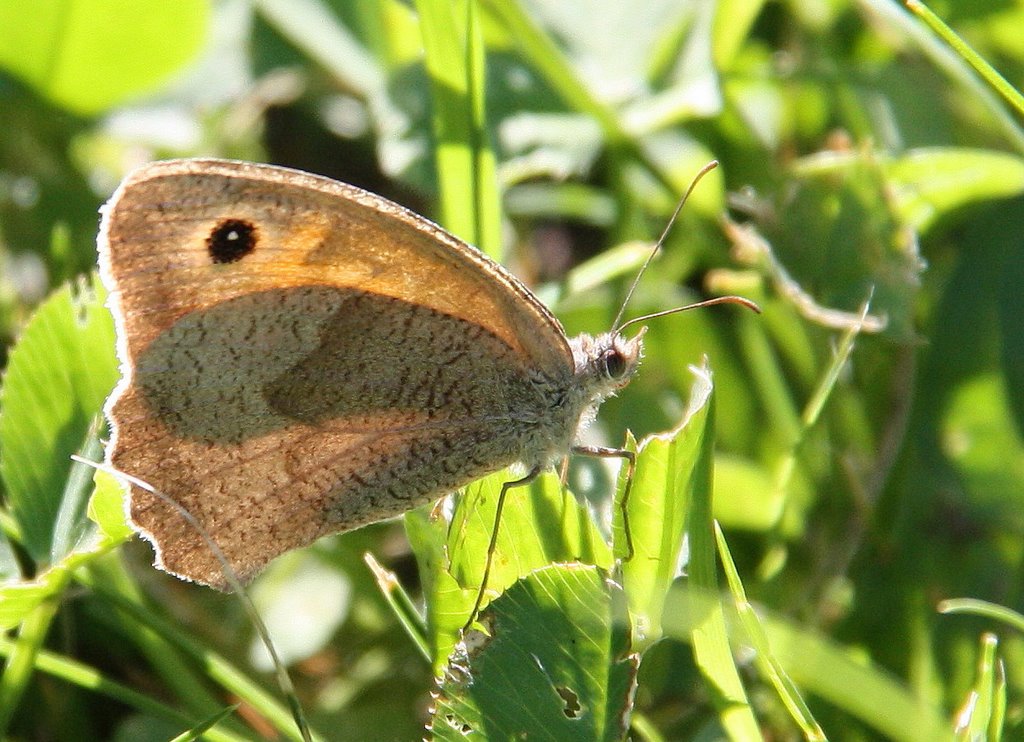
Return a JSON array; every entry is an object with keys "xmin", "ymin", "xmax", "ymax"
[{"xmin": 99, "ymin": 159, "xmax": 574, "ymax": 587}]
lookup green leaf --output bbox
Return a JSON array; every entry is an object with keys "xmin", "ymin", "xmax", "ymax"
[
  {"xmin": 0, "ymin": 0, "xmax": 210, "ymax": 114},
  {"xmin": 887, "ymin": 148, "xmax": 1024, "ymax": 233},
  {"xmin": 0, "ymin": 526, "xmax": 124, "ymax": 631},
  {"xmin": 420, "ymin": 469, "xmax": 613, "ymax": 665},
  {"xmin": 619, "ymin": 362, "xmax": 712, "ymax": 647},
  {"xmin": 0, "ymin": 470, "xmax": 126, "ymax": 632},
  {"xmin": 793, "ymin": 147, "xmax": 1024, "ymax": 238},
  {"xmin": 50, "ymin": 422, "xmax": 103, "ymax": 562},
  {"xmin": 404, "ymin": 503, "xmax": 466, "ymax": 671},
  {"xmin": 448, "ymin": 470, "xmax": 613, "ymax": 591},
  {"xmin": 432, "ymin": 564, "xmax": 637, "ymax": 742},
  {"xmin": 678, "ymin": 367, "xmax": 760, "ymax": 740},
  {"xmin": 712, "ymin": 0, "xmax": 766, "ymax": 69},
  {"xmin": 0, "ymin": 567, "xmax": 70, "ymax": 630},
  {"xmin": 87, "ymin": 469, "xmax": 132, "ymax": 545},
  {"xmin": 0, "ymin": 275, "xmax": 117, "ymax": 565}
]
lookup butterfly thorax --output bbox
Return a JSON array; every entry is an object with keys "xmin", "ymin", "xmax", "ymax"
[{"xmin": 517, "ymin": 330, "xmax": 644, "ymax": 470}]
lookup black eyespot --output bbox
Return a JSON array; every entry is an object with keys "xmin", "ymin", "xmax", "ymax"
[
  {"xmin": 207, "ymin": 218, "xmax": 257, "ymax": 264},
  {"xmin": 603, "ymin": 349, "xmax": 627, "ymax": 378}
]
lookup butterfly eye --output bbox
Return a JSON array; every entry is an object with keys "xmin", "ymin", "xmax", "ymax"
[{"xmin": 602, "ymin": 349, "xmax": 628, "ymax": 379}]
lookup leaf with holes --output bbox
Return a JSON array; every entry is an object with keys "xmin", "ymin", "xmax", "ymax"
[
  {"xmin": 409, "ymin": 468, "xmax": 614, "ymax": 669},
  {"xmin": 431, "ymin": 563, "xmax": 637, "ymax": 741}
]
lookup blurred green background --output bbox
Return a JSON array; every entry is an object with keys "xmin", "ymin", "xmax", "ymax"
[{"xmin": 1, "ymin": 0, "xmax": 1024, "ymax": 739}]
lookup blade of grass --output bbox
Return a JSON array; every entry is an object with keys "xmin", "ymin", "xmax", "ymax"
[
  {"xmin": 0, "ymin": 571, "xmax": 66, "ymax": 736},
  {"xmin": 770, "ymin": 298, "xmax": 873, "ymax": 540},
  {"xmin": 682, "ymin": 365, "xmax": 761, "ymax": 739},
  {"xmin": 76, "ymin": 567, "xmax": 323, "ymax": 742},
  {"xmin": 628, "ymin": 711, "xmax": 667, "ymax": 742},
  {"xmin": 0, "ymin": 638, "xmax": 246, "ymax": 742},
  {"xmin": 716, "ymin": 522, "xmax": 825, "ymax": 741},
  {"xmin": 938, "ymin": 599, "xmax": 1024, "ymax": 634},
  {"xmin": 364, "ymin": 552, "xmax": 430, "ymax": 662},
  {"xmin": 859, "ymin": 0, "xmax": 1024, "ymax": 154},
  {"xmin": 953, "ymin": 633, "xmax": 1004, "ymax": 741},
  {"xmin": 415, "ymin": 0, "xmax": 501, "ymax": 257},
  {"xmin": 765, "ymin": 613, "xmax": 952, "ymax": 741},
  {"xmin": 905, "ymin": 1, "xmax": 1024, "ymax": 120},
  {"xmin": 664, "ymin": 585, "xmax": 952, "ymax": 741},
  {"xmin": 168, "ymin": 705, "xmax": 242, "ymax": 742}
]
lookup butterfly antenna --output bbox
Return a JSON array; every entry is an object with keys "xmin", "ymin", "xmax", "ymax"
[
  {"xmin": 611, "ymin": 160, "xmax": 720, "ymax": 330},
  {"xmin": 616, "ymin": 294, "xmax": 761, "ymax": 335}
]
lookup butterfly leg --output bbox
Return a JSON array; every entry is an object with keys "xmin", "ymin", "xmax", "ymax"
[
  {"xmin": 558, "ymin": 456, "xmax": 570, "ymax": 485},
  {"xmin": 464, "ymin": 466, "xmax": 541, "ymax": 632},
  {"xmin": 572, "ymin": 446, "xmax": 636, "ymax": 562}
]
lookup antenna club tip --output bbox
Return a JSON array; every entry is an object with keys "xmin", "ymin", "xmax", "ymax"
[
  {"xmin": 715, "ymin": 295, "xmax": 762, "ymax": 314},
  {"xmin": 735, "ymin": 296, "xmax": 762, "ymax": 314}
]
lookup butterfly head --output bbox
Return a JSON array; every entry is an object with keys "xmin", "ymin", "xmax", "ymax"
[{"xmin": 569, "ymin": 328, "xmax": 645, "ymax": 405}]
